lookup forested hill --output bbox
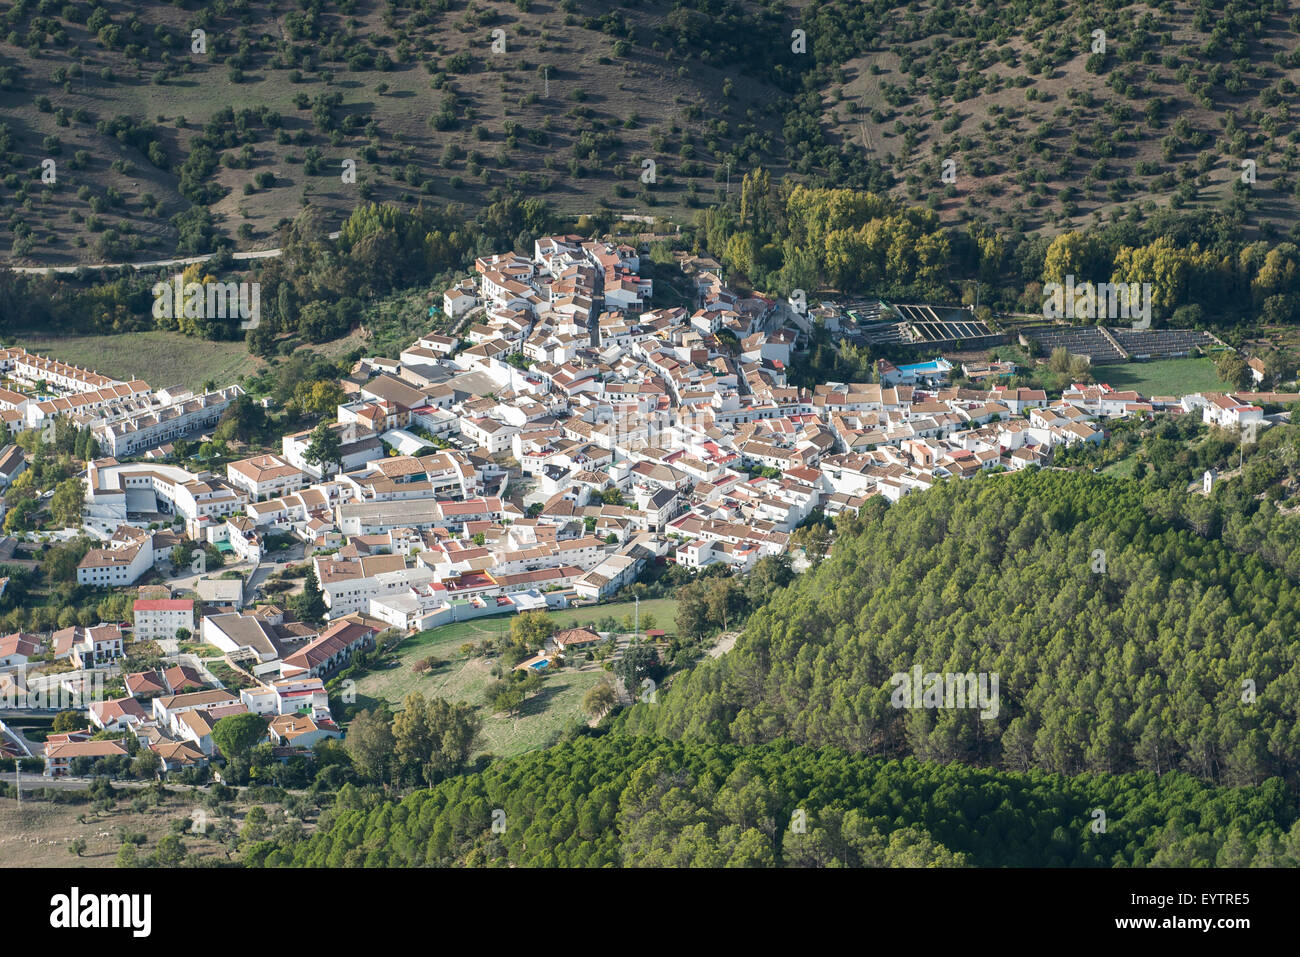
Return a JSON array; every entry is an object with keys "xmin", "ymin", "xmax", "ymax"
[
  {"xmin": 258, "ymin": 468, "xmax": 1300, "ymax": 868},
  {"xmin": 620, "ymin": 470, "xmax": 1300, "ymax": 787},
  {"xmin": 253, "ymin": 735, "xmax": 1300, "ymax": 867}
]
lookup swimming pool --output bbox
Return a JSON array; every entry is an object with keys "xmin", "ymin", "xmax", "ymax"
[{"xmin": 899, "ymin": 360, "xmax": 948, "ymax": 374}]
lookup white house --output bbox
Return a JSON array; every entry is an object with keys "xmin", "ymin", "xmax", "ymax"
[
  {"xmin": 52, "ymin": 624, "xmax": 125, "ymax": 669},
  {"xmin": 282, "ymin": 422, "xmax": 384, "ymax": 480},
  {"xmin": 77, "ymin": 539, "xmax": 152, "ymax": 587},
  {"xmin": 89, "ymin": 696, "xmax": 148, "ymax": 732},
  {"xmin": 572, "ymin": 553, "xmax": 642, "ymax": 601},
  {"xmin": 460, "ymin": 417, "xmax": 520, "ymax": 455},
  {"xmin": 227, "ymin": 453, "xmax": 305, "ymax": 502},
  {"xmin": 0, "ymin": 445, "xmax": 26, "ymax": 490},
  {"xmin": 443, "ymin": 280, "xmax": 477, "ymax": 319},
  {"xmin": 1200, "ymin": 393, "xmax": 1265, "ymax": 430}
]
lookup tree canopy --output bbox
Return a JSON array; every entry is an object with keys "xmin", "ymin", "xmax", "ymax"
[{"xmin": 625, "ymin": 471, "xmax": 1300, "ymax": 789}]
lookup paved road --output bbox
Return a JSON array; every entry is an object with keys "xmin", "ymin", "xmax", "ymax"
[
  {"xmin": 2, "ymin": 771, "xmax": 208, "ymax": 792},
  {"xmin": 0, "ymin": 770, "xmax": 315, "ymax": 795},
  {"xmin": 4, "ymin": 232, "xmax": 340, "ymax": 275},
  {"xmin": 244, "ymin": 545, "xmax": 305, "ymax": 601},
  {"xmin": 164, "ymin": 557, "xmax": 256, "ymax": 597}
]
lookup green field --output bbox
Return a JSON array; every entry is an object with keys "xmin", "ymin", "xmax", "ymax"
[
  {"xmin": 1094, "ymin": 357, "xmax": 1229, "ymax": 397},
  {"xmin": 1101, "ymin": 456, "xmax": 1139, "ymax": 479},
  {"xmin": 352, "ymin": 598, "xmax": 678, "ymax": 758},
  {"xmin": 547, "ymin": 597, "xmax": 679, "ymax": 632},
  {"xmin": 16, "ymin": 331, "xmax": 261, "ymax": 392}
]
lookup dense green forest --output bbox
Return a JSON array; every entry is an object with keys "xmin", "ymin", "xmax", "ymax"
[
  {"xmin": 623, "ymin": 471, "xmax": 1300, "ymax": 786},
  {"xmin": 254, "ymin": 734, "xmax": 1300, "ymax": 867},
  {"xmin": 1058, "ymin": 414, "xmax": 1300, "ymax": 578}
]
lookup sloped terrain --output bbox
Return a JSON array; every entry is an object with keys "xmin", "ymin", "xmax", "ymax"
[
  {"xmin": 809, "ymin": 0, "xmax": 1300, "ymax": 234},
  {"xmin": 3, "ymin": 0, "xmax": 1300, "ymax": 266},
  {"xmin": 0, "ymin": 0, "xmax": 798, "ymax": 264}
]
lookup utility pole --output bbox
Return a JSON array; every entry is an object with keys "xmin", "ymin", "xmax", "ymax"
[
  {"xmin": 634, "ymin": 594, "xmax": 639, "ymax": 641},
  {"xmin": 14, "ymin": 757, "xmax": 20, "ymax": 809},
  {"xmin": 544, "ymin": 67, "xmax": 549, "ymax": 98}
]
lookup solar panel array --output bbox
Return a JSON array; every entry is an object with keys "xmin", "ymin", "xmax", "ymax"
[
  {"xmin": 1021, "ymin": 325, "xmax": 1127, "ymax": 363},
  {"xmin": 858, "ymin": 323, "xmax": 906, "ymax": 344},
  {"xmin": 1108, "ymin": 328, "xmax": 1215, "ymax": 359},
  {"xmin": 1024, "ymin": 325, "xmax": 1218, "ymax": 364}
]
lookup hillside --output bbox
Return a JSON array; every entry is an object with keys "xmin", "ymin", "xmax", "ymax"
[
  {"xmin": 256, "ymin": 733, "xmax": 1300, "ymax": 867},
  {"xmin": 6, "ymin": 1, "xmax": 1299, "ymax": 267},
  {"xmin": 249, "ymin": 465, "xmax": 1300, "ymax": 868},
  {"xmin": 0, "ymin": 0, "xmax": 803, "ymax": 265},
  {"xmin": 812, "ymin": 0, "xmax": 1300, "ymax": 234},
  {"xmin": 622, "ymin": 469, "xmax": 1300, "ymax": 786}
]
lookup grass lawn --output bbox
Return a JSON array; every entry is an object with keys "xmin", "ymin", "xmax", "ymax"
[
  {"xmin": 178, "ymin": 643, "xmax": 222, "ymax": 659},
  {"xmin": 551, "ymin": 597, "xmax": 679, "ymax": 632},
  {"xmin": 1102, "ymin": 456, "xmax": 1139, "ymax": 478},
  {"xmin": 1095, "ymin": 357, "xmax": 1228, "ymax": 397},
  {"xmin": 352, "ymin": 598, "xmax": 678, "ymax": 758},
  {"xmin": 15, "ymin": 331, "xmax": 261, "ymax": 393}
]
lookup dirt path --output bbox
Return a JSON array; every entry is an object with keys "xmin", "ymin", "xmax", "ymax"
[{"xmin": 707, "ymin": 631, "xmax": 741, "ymax": 659}]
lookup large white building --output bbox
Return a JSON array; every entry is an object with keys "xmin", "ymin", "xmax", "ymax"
[
  {"xmin": 133, "ymin": 598, "xmax": 195, "ymax": 641},
  {"xmin": 0, "ymin": 348, "xmax": 122, "ymax": 393},
  {"xmin": 77, "ymin": 539, "xmax": 152, "ymax": 587},
  {"xmin": 241, "ymin": 675, "xmax": 331, "ymax": 719},
  {"xmin": 24, "ymin": 380, "xmax": 152, "ymax": 432},
  {"xmin": 1198, "ymin": 392, "xmax": 1266, "ymax": 430},
  {"xmin": 282, "ymin": 421, "xmax": 384, "ymax": 480},
  {"xmin": 92, "ymin": 386, "xmax": 245, "ymax": 457},
  {"xmin": 83, "ymin": 460, "xmax": 247, "ymax": 538}
]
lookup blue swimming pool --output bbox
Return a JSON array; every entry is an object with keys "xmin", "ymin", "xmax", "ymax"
[{"xmin": 899, "ymin": 360, "xmax": 947, "ymax": 374}]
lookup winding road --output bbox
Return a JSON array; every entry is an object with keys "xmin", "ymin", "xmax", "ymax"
[{"xmin": 4, "ymin": 232, "xmax": 341, "ymax": 275}]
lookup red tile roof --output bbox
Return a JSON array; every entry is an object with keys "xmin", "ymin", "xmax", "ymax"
[{"xmin": 133, "ymin": 599, "xmax": 194, "ymax": 612}]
